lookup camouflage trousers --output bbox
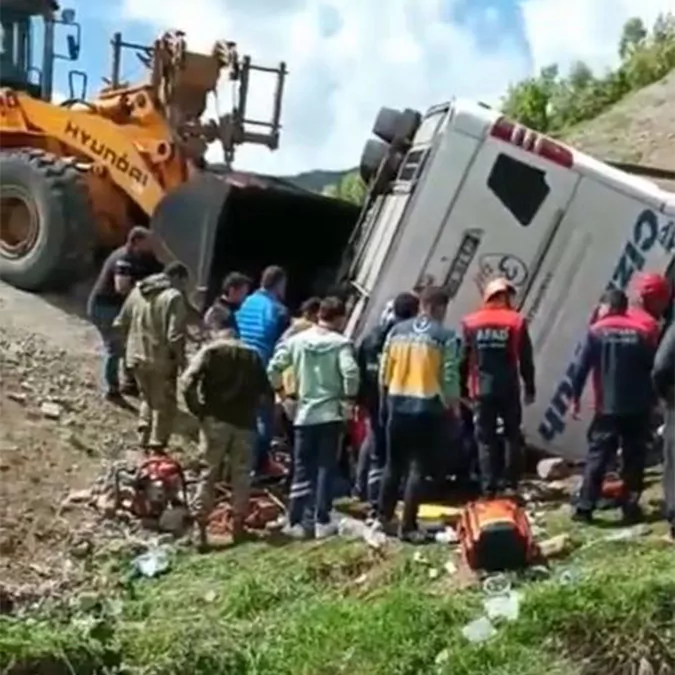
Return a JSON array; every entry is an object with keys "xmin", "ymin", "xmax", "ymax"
[
  {"xmin": 194, "ymin": 417, "xmax": 254, "ymax": 523},
  {"xmin": 132, "ymin": 363, "xmax": 177, "ymax": 450}
]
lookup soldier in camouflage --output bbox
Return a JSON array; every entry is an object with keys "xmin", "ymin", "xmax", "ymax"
[
  {"xmin": 180, "ymin": 327, "xmax": 273, "ymax": 549},
  {"xmin": 113, "ymin": 262, "xmax": 189, "ymax": 450}
]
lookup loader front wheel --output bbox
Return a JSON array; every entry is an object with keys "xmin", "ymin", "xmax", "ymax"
[{"xmin": 0, "ymin": 149, "xmax": 95, "ymax": 291}]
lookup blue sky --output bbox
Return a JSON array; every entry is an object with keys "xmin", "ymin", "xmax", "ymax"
[{"xmin": 49, "ymin": 0, "xmax": 673, "ymax": 175}]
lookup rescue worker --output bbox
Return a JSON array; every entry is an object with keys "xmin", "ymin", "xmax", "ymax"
[
  {"xmin": 628, "ymin": 272, "xmax": 671, "ymax": 336},
  {"xmin": 570, "ymin": 288, "xmax": 658, "ymax": 524},
  {"xmin": 652, "ymin": 319, "xmax": 675, "ymax": 539},
  {"xmin": 377, "ymin": 286, "xmax": 461, "ymax": 542},
  {"xmin": 356, "ymin": 292, "xmax": 420, "ymax": 514},
  {"xmin": 202, "ymin": 272, "xmax": 252, "ymax": 338},
  {"xmin": 113, "ymin": 262, "xmax": 189, "ymax": 451},
  {"xmin": 236, "ymin": 265, "xmax": 290, "ymax": 477},
  {"xmin": 379, "ymin": 274, "xmax": 435, "ymax": 328},
  {"xmin": 180, "ymin": 327, "xmax": 273, "ymax": 550},
  {"xmin": 460, "ymin": 277, "xmax": 535, "ymax": 498},
  {"xmin": 267, "ymin": 297, "xmax": 360, "ymax": 539},
  {"xmin": 87, "ymin": 226, "xmax": 163, "ymax": 400}
]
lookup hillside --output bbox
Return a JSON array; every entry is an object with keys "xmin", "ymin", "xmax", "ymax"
[
  {"xmin": 562, "ymin": 70, "xmax": 675, "ymax": 190},
  {"xmin": 283, "ymin": 167, "xmax": 353, "ymax": 193}
]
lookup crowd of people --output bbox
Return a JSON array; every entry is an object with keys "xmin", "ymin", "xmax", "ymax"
[{"xmin": 86, "ymin": 225, "xmax": 675, "ymax": 548}]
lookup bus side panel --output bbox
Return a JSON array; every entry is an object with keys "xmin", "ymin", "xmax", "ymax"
[
  {"xmin": 355, "ymin": 128, "xmax": 482, "ymax": 338},
  {"xmin": 525, "ymin": 178, "xmax": 675, "ymax": 459},
  {"xmin": 439, "ymin": 139, "xmax": 579, "ymax": 330}
]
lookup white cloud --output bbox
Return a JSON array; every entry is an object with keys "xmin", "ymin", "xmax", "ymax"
[
  {"xmin": 118, "ymin": 0, "xmax": 673, "ymax": 176},
  {"xmin": 520, "ymin": 0, "xmax": 675, "ymax": 75}
]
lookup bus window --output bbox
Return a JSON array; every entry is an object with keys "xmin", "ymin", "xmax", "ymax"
[{"xmin": 487, "ymin": 153, "xmax": 551, "ymax": 227}]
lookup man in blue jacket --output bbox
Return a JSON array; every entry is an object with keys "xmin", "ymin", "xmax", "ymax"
[
  {"xmin": 570, "ymin": 289, "xmax": 658, "ymax": 524},
  {"xmin": 236, "ymin": 265, "xmax": 290, "ymax": 476}
]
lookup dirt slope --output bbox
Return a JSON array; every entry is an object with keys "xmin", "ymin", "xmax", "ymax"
[
  {"xmin": 562, "ymin": 71, "xmax": 675, "ymax": 191},
  {"xmin": 0, "ymin": 282, "xmax": 198, "ymax": 591}
]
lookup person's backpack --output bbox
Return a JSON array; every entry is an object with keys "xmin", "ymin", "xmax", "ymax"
[{"xmin": 458, "ymin": 499, "xmax": 539, "ymax": 572}]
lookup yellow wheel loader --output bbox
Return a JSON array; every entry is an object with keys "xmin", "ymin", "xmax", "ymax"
[{"xmin": 0, "ymin": 0, "xmax": 360, "ymax": 309}]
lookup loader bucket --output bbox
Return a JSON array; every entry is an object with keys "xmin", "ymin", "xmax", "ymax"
[
  {"xmin": 149, "ymin": 170, "xmax": 360, "ymax": 313},
  {"xmin": 149, "ymin": 172, "xmax": 229, "ymax": 310}
]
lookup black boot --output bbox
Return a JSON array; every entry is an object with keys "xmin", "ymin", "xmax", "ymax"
[{"xmin": 572, "ymin": 509, "xmax": 593, "ymax": 524}]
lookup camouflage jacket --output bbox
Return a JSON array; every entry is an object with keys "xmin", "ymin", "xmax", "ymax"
[{"xmin": 113, "ymin": 273, "xmax": 187, "ymax": 372}]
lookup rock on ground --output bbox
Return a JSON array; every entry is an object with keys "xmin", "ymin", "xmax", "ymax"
[{"xmin": 0, "ymin": 280, "xmax": 198, "ymax": 591}]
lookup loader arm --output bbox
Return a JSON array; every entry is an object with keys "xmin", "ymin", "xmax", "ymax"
[{"xmin": 2, "ymin": 89, "xmax": 170, "ymax": 215}]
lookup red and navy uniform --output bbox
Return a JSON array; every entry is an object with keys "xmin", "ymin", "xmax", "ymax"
[
  {"xmin": 460, "ymin": 307, "xmax": 535, "ymax": 399},
  {"xmin": 571, "ymin": 311, "xmax": 658, "ymax": 516},
  {"xmin": 571, "ymin": 313, "xmax": 657, "ymax": 416},
  {"xmin": 628, "ymin": 304, "xmax": 660, "ymax": 338},
  {"xmin": 460, "ymin": 307, "xmax": 535, "ymax": 496}
]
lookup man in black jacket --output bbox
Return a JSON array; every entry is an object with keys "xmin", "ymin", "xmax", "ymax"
[
  {"xmin": 653, "ymin": 319, "xmax": 675, "ymax": 539},
  {"xmin": 87, "ymin": 226, "xmax": 163, "ymax": 399},
  {"xmin": 202, "ymin": 272, "xmax": 252, "ymax": 338},
  {"xmin": 355, "ymin": 292, "xmax": 419, "ymax": 513}
]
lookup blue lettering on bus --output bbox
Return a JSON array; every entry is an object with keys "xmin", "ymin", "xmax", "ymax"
[{"xmin": 537, "ymin": 209, "xmax": 669, "ymax": 443}]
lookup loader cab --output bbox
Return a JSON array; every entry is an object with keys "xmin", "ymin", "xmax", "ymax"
[{"xmin": 0, "ymin": 0, "xmax": 82, "ymax": 101}]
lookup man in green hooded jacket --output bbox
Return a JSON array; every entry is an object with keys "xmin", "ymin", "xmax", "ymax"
[
  {"xmin": 114, "ymin": 262, "xmax": 188, "ymax": 450},
  {"xmin": 268, "ymin": 296, "xmax": 359, "ymax": 539}
]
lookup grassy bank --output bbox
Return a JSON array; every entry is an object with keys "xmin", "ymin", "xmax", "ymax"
[{"xmin": 2, "ymin": 523, "xmax": 675, "ymax": 675}]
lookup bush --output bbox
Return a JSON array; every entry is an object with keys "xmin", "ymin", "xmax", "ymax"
[
  {"xmin": 323, "ymin": 171, "xmax": 367, "ymax": 206},
  {"xmin": 502, "ymin": 13, "xmax": 675, "ymax": 134}
]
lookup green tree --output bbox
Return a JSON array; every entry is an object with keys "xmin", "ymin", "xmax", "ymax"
[
  {"xmin": 501, "ymin": 77, "xmax": 552, "ymax": 132},
  {"xmin": 503, "ymin": 15, "xmax": 675, "ymax": 136},
  {"xmin": 568, "ymin": 60, "xmax": 594, "ymax": 91},
  {"xmin": 323, "ymin": 171, "xmax": 367, "ymax": 206},
  {"xmin": 619, "ymin": 17, "xmax": 647, "ymax": 59}
]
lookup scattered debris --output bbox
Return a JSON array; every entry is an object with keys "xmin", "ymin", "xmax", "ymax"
[
  {"xmin": 7, "ymin": 391, "xmax": 27, "ymax": 404},
  {"xmin": 69, "ymin": 534, "xmax": 94, "ymax": 560},
  {"xmin": 337, "ymin": 516, "xmax": 387, "ymax": 550},
  {"xmin": 461, "ymin": 616, "xmax": 498, "ymax": 643},
  {"xmin": 39, "ymin": 401, "xmax": 63, "ymax": 420},
  {"xmin": 601, "ymin": 524, "xmax": 652, "ymax": 541},
  {"xmin": 483, "ymin": 591, "xmax": 521, "ymax": 621},
  {"xmin": 482, "ymin": 574, "xmax": 511, "ymax": 596},
  {"xmin": 60, "ymin": 488, "xmax": 93, "ymax": 511},
  {"xmin": 443, "ymin": 560, "xmax": 457, "ymax": 576},
  {"xmin": 434, "ymin": 526, "xmax": 459, "ymax": 544},
  {"xmin": 536, "ymin": 457, "xmax": 572, "ymax": 481},
  {"xmin": 412, "ymin": 551, "xmax": 430, "ymax": 565},
  {"xmin": 132, "ymin": 546, "xmax": 171, "ymax": 578},
  {"xmin": 208, "ymin": 488, "xmax": 284, "ymax": 537},
  {"xmin": 539, "ymin": 533, "xmax": 573, "ymax": 559}
]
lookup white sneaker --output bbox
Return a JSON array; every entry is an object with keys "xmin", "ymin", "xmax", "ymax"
[
  {"xmin": 315, "ymin": 522, "xmax": 338, "ymax": 539},
  {"xmin": 266, "ymin": 515, "xmax": 288, "ymax": 531},
  {"xmin": 281, "ymin": 523, "xmax": 311, "ymax": 540}
]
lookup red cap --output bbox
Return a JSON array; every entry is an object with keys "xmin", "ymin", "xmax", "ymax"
[{"xmin": 633, "ymin": 273, "xmax": 670, "ymax": 304}]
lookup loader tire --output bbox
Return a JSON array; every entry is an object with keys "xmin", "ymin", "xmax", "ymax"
[{"xmin": 0, "ymin": 148, "xmax": 95, "ymax": 291}]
